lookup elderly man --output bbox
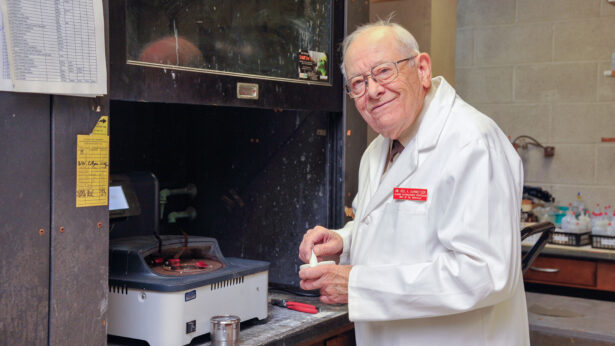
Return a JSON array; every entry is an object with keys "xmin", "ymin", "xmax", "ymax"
[{"xmin": 298, "ymin": 20, "xmax": 529, "ymax": 345}]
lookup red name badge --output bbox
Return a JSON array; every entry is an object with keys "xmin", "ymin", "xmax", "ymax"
[{"xmin": 393, "ymin": 188, "xmax": 427, "ymax": 201}]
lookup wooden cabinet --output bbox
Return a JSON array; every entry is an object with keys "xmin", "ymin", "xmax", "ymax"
[
  {"xmin": 597, "ymin": 261, "xmax": 615, "ymax": 291},
  {"xmin": 524, "ymin": 256, "xmax": 596, "ymax": 287},
  {"xmin": 299, "ymin": 323, "xmax": 355, "ymax": 346},
  {"xmin": 524, "ymin": 256, "xmax": 615, "ymax": 292}
]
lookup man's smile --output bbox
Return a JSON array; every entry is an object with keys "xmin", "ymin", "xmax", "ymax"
[{"xmin": 369, "ymin": 97, "xmax": 396, "ymax": 113}]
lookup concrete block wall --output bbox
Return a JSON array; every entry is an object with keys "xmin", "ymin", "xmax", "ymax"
[{"xmin": 456, "ymin": 0, "xmax": 615, "ymax": 210}]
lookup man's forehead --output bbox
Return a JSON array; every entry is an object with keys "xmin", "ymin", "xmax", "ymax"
[
  {"xmin": 345, "ymin": 33, "xmax": 400, "ymax": 74},
  {"xmin": 348, "ymin": 28, "xmax": 392, "ymax": 53}
]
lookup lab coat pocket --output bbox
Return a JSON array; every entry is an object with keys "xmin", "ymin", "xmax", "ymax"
[{"xmin": 378, "ymin": 202, "xmax": 430, "ymax": 263}]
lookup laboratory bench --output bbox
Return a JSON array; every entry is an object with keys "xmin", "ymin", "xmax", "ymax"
[
  {"xmin": 106, "ymin": 240, "xmax": 615, "ymax": 346},
  {"xmin": 107, "ymin": 289, "xmax": 615, "ymax": 346},
  {"xmin": 522, "ymin": 243, "xmax": 615, "ymax": 292}
]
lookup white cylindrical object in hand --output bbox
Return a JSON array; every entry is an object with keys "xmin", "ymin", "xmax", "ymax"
[{"xmin": 300, "ymin": 260, "xmax": 336, "ymax": 271}]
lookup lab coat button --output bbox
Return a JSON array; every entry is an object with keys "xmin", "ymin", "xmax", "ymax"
[{"xmin": 364, "ymin": 216, "xmax": 372, "ymax": 225}]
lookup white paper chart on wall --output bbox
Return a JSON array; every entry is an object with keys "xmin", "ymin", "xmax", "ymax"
[
  {"xmin": 0, "ymin": 4, "xmax": 10, "ymax": 91},
  {"xmin": 0, "ymin": 0, "xmax": 107, "ymax": 96}
]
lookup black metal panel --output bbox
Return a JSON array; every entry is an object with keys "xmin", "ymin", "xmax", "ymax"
[
  {"xmin": 0, "ymin": 92, "xmax": 50, "ymax": 346},
  {"xmin": 49, "ymin": 96, "xmax": 109, "ymax": 345},
  {"xmin": 109, "ymin": 101, "xmax": 340, "ymax": 286},
  {"xmin": 109, "ymin": 0, "xmax": 345, "ymax": 112},
  {"xmin": 202, "ymin": 110, "xmax": 338, "ymax": 286}
]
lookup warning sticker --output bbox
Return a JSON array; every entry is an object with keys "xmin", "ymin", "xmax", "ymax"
[
  {"xmin": 393, "ymin": 188, "xmax": 427, "ymax": 201},
  {"xmin": 298, "ymin": 50, "xmax": 328, "ymax": 81},
  {"xmin": 76, "ymin": 115, "xmax": 109, "ymax": 207}
]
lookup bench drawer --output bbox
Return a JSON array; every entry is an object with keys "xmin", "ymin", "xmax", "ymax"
[{"xmin": 524, "ymin": 256, "xmax": 596, "ymax": 287}]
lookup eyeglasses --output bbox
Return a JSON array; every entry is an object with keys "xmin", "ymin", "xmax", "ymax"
[{"xmin": 344, "ymin": 56, "xmax": 417, "ymax": 99}]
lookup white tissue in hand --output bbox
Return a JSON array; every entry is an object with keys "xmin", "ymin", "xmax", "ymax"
[{"xmin": 309, "ymin": 250, "xmax": 318, "ymax": 266}]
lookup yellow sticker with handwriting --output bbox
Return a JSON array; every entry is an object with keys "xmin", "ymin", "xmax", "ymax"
[
  {"xmin": 90, "ymin": 115, "xmax": 108, "ymax": 135},
  {"xmin": 76, "ymin": 115, "xmax": 109, "ymax": 207}
]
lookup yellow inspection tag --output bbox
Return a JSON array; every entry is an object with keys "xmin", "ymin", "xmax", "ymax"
[
  {"xmin": 76, "ymin": 115, "xmax": 109, "ymax": 207},
  {"xmin": 90, "ymin": 115, "xmax": 108, "ymax": 135}
]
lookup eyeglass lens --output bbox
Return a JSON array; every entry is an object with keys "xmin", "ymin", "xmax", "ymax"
[
  {"xmin": 345, "ymin": 56, "xmax": 415, "ymax": 98},
  {"xmin": 347, "ymin": 62, "xmax": 398, "ymax": 97}
]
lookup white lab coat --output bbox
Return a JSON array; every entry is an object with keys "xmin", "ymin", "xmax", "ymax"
[{"xmin": 335, "ymin": 77, "xmax": 529, "ymax": 345}]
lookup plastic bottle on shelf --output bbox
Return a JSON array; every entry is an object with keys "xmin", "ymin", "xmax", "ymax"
[
  {"xmin": 567, "ymin": 202, "xmax": 577, "ymax": 218},
  {"xmin": 561, "ymin": 209, "xmax": 576, "ymax": 233},
  {"xmin": 578, "ymin": 193, "xmax": 585, "ymax": 218},
  {"xmin": 592, "ymin": 215, "xmax": 608, "ymax": 236},
  {"xmin": 578, "ymin": 209, "xmax": 591, "ymax": 232},
  {"xmin": 591, "ymin": 203, "xmax": 611, "ymax": 236},
  {"xmin": 573, "ymin": 193, "xmax": 584, "ymax": 217},
  {"xmin": 591, "ymin": 204, "xmax": 603, "ymax": 228},
  {"xmin": 574, "ymin": 220, "xmax": 582, "ymax": 234},
  {"xmin": 607, "ymin": 222, "xmax": 615, "ymax": 237},
  {"xmin": 606, "ymin": 205, "xmax": 613, "ymax": 222}
]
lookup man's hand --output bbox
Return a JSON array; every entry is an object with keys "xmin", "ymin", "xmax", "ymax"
[
  {"xmin": 299, "ymin": 264, "xmax": 352, "ymax": 304},
  {"xmin": 298, "ymin": 225, "xmax": 343, "ymax": 263}
]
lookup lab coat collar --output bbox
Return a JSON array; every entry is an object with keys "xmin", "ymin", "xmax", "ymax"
[
  {"xmin": 361, "ymin": 77, "xmax": 456, "ymax": 220},
  {"xmin": 396, "ymin": 78, "xmax": 435, "ymax": 148},
  {"xmin": 415, "ymin": 76, "xmax": 455, "ymax": 152}
]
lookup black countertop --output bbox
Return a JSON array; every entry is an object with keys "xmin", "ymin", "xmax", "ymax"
[{"xmin": 194, "ymin": 291, "xmax": 351, "ymax": 345}]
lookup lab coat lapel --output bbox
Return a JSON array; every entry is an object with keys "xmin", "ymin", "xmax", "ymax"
[
  {"xmin": 415, "ymin": 77, "xmax": 455, "ymax": 151},
  {"xmin": 361, "ymin": 139, "xmax": 418, "ymax": 220},
  {"xmin": 356, "ymin": 138, "xmax": 389, "ymax": 221}
]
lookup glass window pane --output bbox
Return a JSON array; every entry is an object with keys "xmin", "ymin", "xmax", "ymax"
[{"xmin": 126, "ymin": 0, "xmax": 332, "ymax": 83}]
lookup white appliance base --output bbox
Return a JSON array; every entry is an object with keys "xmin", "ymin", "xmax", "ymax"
[{"xmin": 108, "ymin": 270, "xmax": 268, "ymax": 346}]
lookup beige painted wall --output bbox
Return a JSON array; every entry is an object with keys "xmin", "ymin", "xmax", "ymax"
[
  {"xmin": 431, "ymin": 0, "xmax": 457, "ymax": 86},
  {"xmin": 456, "ymin": 0, "xmax": 615, "ymax": 209}
]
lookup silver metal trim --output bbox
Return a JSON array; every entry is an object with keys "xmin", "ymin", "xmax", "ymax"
[
  {"xmin": 530, "ymin": 266, "xmax": 560, "ymax": 273},
  {"xmin": 237, "ymin": 82, "xmax": 259, "ymax": 100},
  {"xmin": 126, "ymin": 60, "xmax": 332, "ymax": 86}
]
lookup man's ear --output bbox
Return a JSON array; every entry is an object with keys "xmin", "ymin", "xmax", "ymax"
[{"xmin": 416, "ymin": 53, "xmax": 432, "ymax": 88}]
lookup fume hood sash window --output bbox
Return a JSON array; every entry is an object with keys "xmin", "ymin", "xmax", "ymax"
[{"xmin": 126, "ymin": 0, "xmax": 332, "ymax": 85}]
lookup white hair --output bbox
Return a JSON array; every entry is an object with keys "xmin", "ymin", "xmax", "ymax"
[{"xmin": 340, "ymin": 16, "xmax": 420, "ymax": 80}]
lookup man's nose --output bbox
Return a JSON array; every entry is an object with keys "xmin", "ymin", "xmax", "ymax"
[{"xmin": 365, "ymin": 76, "xmax": 385, "ymax": 98}]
